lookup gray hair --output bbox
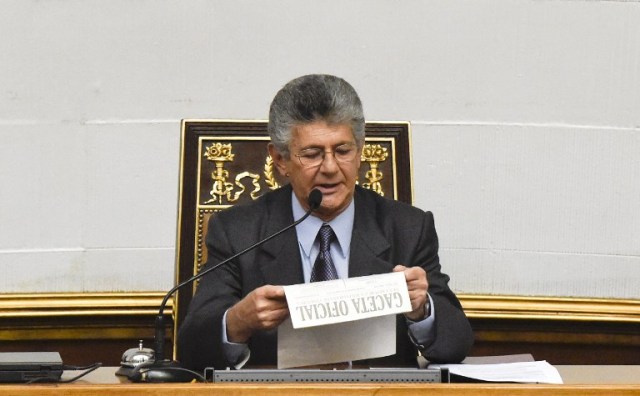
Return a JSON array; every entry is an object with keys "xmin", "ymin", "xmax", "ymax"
[{"xmin": 268, "ymin": 74, "xmax": 365, "ymax": 158}]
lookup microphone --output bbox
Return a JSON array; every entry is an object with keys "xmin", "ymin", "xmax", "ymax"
[{"xmin": 127, "ymin": 189, "xmax": 323, "ymax": 382}]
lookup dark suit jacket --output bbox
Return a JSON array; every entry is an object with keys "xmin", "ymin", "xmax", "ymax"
[{"xmin": 178, "ymin": 185, "xmax": 473, "ymax": 371}]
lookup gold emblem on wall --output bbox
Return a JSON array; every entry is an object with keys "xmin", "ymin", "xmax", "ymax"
[
  {"xmin": 360, "ymin": 144, "xmax": 389, "ymax": 196},
  {"xmin": 203, "ymin": 142, "xmax": 261, "ymax": 204},
  {"xmin": 203, "ymin": 141, "xmax": 389, "ymax": 205}
]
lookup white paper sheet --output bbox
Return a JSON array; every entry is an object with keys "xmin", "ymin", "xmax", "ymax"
[
  {"xmin": 283, "ymin": 272, "xmax": 411, "ymax": 329},
  {"xmin": 277, "ymin": 315, "xmax": 396, "ymax": 369},
  {"xmin": 277, "ymin": 273, "xmax": 411, "ymax": 368},
  {"xmin": 429, "ymin": 361, "xmax": 564, "ymax": 384}
]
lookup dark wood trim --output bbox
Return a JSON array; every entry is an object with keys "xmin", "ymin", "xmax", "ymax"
[
  {"xmin": 469, "ymin": 317, "xmax": 640, "ymax": 364},
  {"xmin": 0, "ymin": 293, "xmax": 173, "ymax": 366}
]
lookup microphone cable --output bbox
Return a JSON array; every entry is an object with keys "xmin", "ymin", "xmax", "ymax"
[{"xmin": 25, "ymin": 362, "xmax": 103, "ymax": 384}]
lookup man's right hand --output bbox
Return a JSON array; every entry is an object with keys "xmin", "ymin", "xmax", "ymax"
[{"xmin": 225, "ymin": 285, "xmax": 289, "ymax": 343}]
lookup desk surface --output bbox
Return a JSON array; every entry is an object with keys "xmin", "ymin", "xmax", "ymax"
[{"xmin": 0, "ymin": 366, "xmax": 638, "ymax": 396}]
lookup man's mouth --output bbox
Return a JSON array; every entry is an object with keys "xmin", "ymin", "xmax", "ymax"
[{"xmin": 315, "ymin": 183, "xmax": 339, "ymax": 193}]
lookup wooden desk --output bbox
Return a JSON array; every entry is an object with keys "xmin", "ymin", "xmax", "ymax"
[{"xmin": 1, "ymin": 366, "xmax": 639, "ymax": 395}]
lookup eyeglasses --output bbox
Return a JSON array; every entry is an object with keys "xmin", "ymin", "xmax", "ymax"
[{"xmin": 294, "ymin": 143, "xmax": 359, "ymax": 168}]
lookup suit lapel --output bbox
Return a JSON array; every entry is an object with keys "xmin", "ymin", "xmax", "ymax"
[
  {"xmin": 259, "ymin": 186, "xmax": 305, "ymax": 286},
  {"xmin": 349, "ymin": 188, "xmax": 394, "ymax": 277}
]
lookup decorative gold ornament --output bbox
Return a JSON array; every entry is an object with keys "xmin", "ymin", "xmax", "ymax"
[
  {"xmin": 204, "ymin": 142, "xmax": 234, "ymax": 162},
  {"xmin": 360, "ymin": 144, "xmax": 389, "ymax": 196},
  {"xmin": 203, "ymin": 142, "xmax": 261, "ymax": 204},
  {"xmin": 263, "ymin": 155, "xmax": 281, "ymax": 190}
]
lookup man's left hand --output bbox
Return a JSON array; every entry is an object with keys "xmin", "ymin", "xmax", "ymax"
[{"xmin": 393, "ymin": 265, "xmax": 428, "ymax": 321}]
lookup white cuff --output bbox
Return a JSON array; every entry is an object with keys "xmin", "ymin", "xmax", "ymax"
[
  {"xmin": 221, "ymin": 309, "xmax": 251, "ymax": 369},
  {"xmin": 406, "ymin": 293, "xmax": 436, "ymax": 349}
]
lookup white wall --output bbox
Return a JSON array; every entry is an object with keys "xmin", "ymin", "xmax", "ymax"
[{"xmin": 1, "ymin": 0, "xmax": 638, "ymax": 298}]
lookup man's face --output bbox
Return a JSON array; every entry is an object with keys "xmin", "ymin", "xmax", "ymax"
[{"xmin": 270, "ymin": 121, "xmax": 362, "ymax": 221}]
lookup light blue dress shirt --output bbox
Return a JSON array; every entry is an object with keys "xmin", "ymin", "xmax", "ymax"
[{"xmin": 292, "ymin": 192, "xmax": 354, "ymax": 283}]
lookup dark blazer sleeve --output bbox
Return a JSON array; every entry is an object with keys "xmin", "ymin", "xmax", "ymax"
[
  {"xmin": 416, "ymin": 211, "xmax": 474, "ymax": 363},
  {"xmin": 176, "ymin": 207, "xmax": 244, "ymax": 371},
  {"xmin": 351, "ymin": 187, "xmax": 473, "ymax": 365},
  {"xmin": 177, "ymin": 186, "xmax": 298, "ymax": 371}
]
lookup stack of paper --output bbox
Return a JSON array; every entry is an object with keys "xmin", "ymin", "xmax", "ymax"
[{"xmin": 429, "ymin": 360, "xmax": 563, "ymax": 384}]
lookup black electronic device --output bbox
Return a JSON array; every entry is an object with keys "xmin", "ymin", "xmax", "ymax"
[
  {"xmin": 206, "ymin": 368, "xmax": 449, "ymax": 383},
  {"xmin": 0, "ymin": 352, "xmax": 63, "ymax": 383},
  {"xmin": 124, "ymin": 189, "xmax": 323, "ymax": 383}
]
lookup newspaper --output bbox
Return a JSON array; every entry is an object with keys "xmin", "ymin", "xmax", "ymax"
[
  {"xmin": 278, "ymin": 272, "xmax": 411, "ymax": 368},
  {"xmin": 283, "ymin": 272, "xmax": 412, "ymax": 329}
]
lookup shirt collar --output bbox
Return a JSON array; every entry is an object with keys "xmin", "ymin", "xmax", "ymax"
[{"xmin": 292, "ymin": 191, "xmax": 355, "ymax": 259}]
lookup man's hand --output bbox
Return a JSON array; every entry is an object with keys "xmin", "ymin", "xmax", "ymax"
[
  {"xmin": 226, "ymin": 285, "xmax": 289, "ymax": 343},
  {"xmin": 393, "ymin": 265, "xmax": 429, "ymax": 321}
]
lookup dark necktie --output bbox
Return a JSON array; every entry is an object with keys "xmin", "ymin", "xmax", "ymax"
[{"xmin": 310, "ymin": 224, "xmax": 339, "ymax": 282}]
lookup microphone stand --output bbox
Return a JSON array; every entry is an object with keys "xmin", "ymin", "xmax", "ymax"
[{"xmin": 128, "ymin": 190, "xmax": 322, "ymax": 382}]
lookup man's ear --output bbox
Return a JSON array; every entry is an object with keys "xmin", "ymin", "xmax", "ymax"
[{"xmin": 268, "ymin": 143, "xmax": 289, "ymax": 176}]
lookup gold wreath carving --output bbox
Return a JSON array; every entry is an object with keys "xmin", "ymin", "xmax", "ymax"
[{"xmin": 263, "ymin": 155, "xmax": 281, "ymax": 191}]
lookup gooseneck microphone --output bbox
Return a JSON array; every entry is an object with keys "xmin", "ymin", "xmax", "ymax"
[{"xmin": 128, "ymin": 189, "xmax": 323, "ymax": 382}]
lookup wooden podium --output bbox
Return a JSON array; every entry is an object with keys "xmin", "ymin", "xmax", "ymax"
[{"xmin": 1, "ymin": 366, "xmax": 639, "ymax": 395}]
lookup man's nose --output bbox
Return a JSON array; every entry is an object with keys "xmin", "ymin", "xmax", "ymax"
[{"xmin": 319, "ymin": 150, "xmax": 340, "ymax": 171}]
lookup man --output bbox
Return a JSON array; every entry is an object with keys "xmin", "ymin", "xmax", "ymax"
[{"xmin": 178, "ymin": 74, "xmax": 473, "ymax": 371}]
